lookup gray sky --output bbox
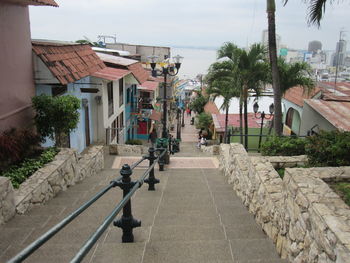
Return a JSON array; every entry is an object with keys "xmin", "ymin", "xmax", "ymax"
[{"xmin": 29, "ymin": 0, "xmax": 349, "ymax": 51}]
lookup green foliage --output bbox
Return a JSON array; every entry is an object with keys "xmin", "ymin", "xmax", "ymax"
[
  {"xmin": 1, "ymin": 147, "xmax": 59, "ymax": 188},
  {"xmin": 196, "ymin": 112, "xmax": 213, "ymax": 131},
  {"xmin": 189, "ymin": 93, "xmax": 208, "ymax": 114},
  {"xmin": 125, "ymin": 139, "xmax": 143, "ymax": 145},
  {"xmin": 0, "ymin": 129, "xmax": 42, "ymax": 172},
  {"xmin": 330, "ymin": 182, "xmax": 350, "ymax": 206},
  {"xmin": 32, "ymin": 94, "xmax": 80, "ymax": 146},
  {"xmin": 261, "ymin": 136, "xmax": 306, "ymax": 156},
  {"xmin": 276, "ymin": 168, "xmax": 285, "ymax": 179},
  {"xmin": 306, "ymin": 130, "xmax": 350, "ymax": 167}
]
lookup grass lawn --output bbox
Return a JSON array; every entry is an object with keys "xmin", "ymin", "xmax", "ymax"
[{"xmin": 229, "ymin": 127, "xmax": 270, "ymax": 151}]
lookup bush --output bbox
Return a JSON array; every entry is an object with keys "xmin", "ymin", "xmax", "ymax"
[
  {"xmin": 261, "ymin": 136, "xmax": 306, "ymax": 156},
  {"xmin": 1, "ymin": 147, "xmax": 59, "ymax": 188},
  {"xmin": 125, "ymin": 139, "xmax": 143, "ymax": 145},
  {"xmin": 0, "ymin": 128, "xmax": 42, "ymax": 172},
  {"xmin": 306, "ymin": 130, "xmax": 350, "ymax": 167}
]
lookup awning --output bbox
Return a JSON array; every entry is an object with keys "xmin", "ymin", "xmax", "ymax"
[
  {"xmin": 138, "ymin": 81, "xmax": 158, "ymax": 92},
  {"xmin": 91, "ymin": 67, "xmax": 131, "ymax": 81}
]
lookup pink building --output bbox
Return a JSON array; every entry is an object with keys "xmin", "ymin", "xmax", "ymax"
[{"xmin": 0, "ymin": 0, "xmax": 58, "ymax": 132}]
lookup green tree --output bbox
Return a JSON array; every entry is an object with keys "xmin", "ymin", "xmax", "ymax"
[
  {"xmin": 283, "ymin": 0, "xmax": 343, "ymax": 27},
  {"xmin": 189, "ymin": 92, "xmax": 208, "ymax": 114},
  {"xmin": 206, "ymin": 60, "xmax": 241, "ymax": 143},
  {"xmin": 278, "ymin": 58, "xmax": 315, "ymax": 94},
  {"xmin": 267, "ymin": 0, "xmax": 283, "ymax": 136},
  {"xmin": 218, "ymin": 42, "xmax": 270, "ymax": 148},
  {"xmin": 196, "ymin": 112, "xmax": 213, "ymax": 134},
  {"xmin": 32, "ymin": 95, "xmax": 81, "ymax": 147}
]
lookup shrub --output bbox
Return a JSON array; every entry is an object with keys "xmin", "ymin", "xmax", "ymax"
[
  {"xmin": 125, "ymin": 139, "xmax": 143, "ymax": 145},
  {"xmin": 261, "ymin": 136, "xmax": 306, "ymax": 156},
  {"xmin": 305, "ymin": 130, "xmax": 350, "ymax": 167},
  {"xmin": 0, "ymin": 128, "xmax": 42, "ymax": 171},
  {"xmin": 32, "ymin": 94, "xmax": 80, "ymax": 146},
  {"xmin": 1, "ymin": 147, "xmax": 59, "ymax": 188}
]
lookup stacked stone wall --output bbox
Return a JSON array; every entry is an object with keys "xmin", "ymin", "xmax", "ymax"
[
  {"xmin": 109, "ymin": 144, "xmax": 148, "ymax": 155},
  {"xmin": 218, "ymin": 143, "xmax": 350, "ymax": 262},
  {"xmin": 0, "ymin": 146, "xmax": 104, "ymax": 223}
]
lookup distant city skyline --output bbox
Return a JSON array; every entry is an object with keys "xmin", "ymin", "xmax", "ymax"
[{"xmin": 29, "ymin": 0, "xmax": 349, "ymax": 52}]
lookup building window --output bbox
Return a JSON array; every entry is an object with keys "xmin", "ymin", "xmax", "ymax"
[
  {"xmin": 107, "ymin": 82, "xmax": 114, "ymax": 117},
  {"xmin": 126, "ymin": 88, "xmax": 131, "ymax": 104},
  {"xmin": 52, "ymin": 85, "xmax": 67, "ymax": 97},
  {"xmin": 119, "ymin": 79, "xmax": 124, "ymax": 106},
  {"xmin": 285, "ymin": 108, "xmax": 294, "ymax": 128},
  {"xmin": 119, "ymin": 112, "xmax": 124, "ymax": 129}
]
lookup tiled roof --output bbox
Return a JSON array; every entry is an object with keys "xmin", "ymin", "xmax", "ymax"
[
  {"xmin": 304, "ymin": 99, "xmax": 350, "ymax": 131},
  {"xmin": 32, "ymin": 42, "xmax": 106, "ymax": 85},
  {"xmin": 138, "ymin": 81, "xmax": 159, "ymax": 92},
  {"xmin": 7, "ymin": 0, "xmax": 58, "ymax": 6},
  {"xmin": 204, "ymin": 101, "xmax": 219, "ymax": 114},
  {"xmin": 127, "ymin": 63, "xmax": 149, "ymax": 84},
  {"xmin": 91, "ymin": 67, "xmax": 131, "ymax": 81},
  {"xmin": 283, "ymin": 86, "xmax": 321, "ymax": 107},
  {"xmin": 212, "ymin": 113, "xmax": 267, "ymax": 132}
]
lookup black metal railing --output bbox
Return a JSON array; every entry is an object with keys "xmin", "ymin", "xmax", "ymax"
[{"xmin": 8, "ymin": 147, "xmax": 166, "ymax": 263}]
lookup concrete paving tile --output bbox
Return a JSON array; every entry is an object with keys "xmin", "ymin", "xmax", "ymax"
[
  {"xmin": 103, "ymin": 226, "xmax": 150, "ymax": 243},
  {"xmin": 90, "ymin": 243, "xmax": 145, "ymax": 263},
  {"xmin": 236, "ymin": 260, "xmax": 288, "ymax": 263},
  {"xmin": 1, "ymin": 243, "xmax": 96, "ymax": 263},
  {"xmin": 154, "ymin": 210, "xmax": 220, "ymax": 226},
  {"xmin": 26, "ymin": 204, "xmax": 67, "ymax": 217},
  {"xmin": 225, "ymin": 224, "xmax": 267, "ymax": 240},
  {"xmin": 149, "ymin": 225, "xmax": 225, "ymax": 242},
  {"xmin": 230, "ymin": 239, "xmax": 281, "ymax": 262},
  {"xmin": 143, "ymin": 240, "xmax": 233, "ymax": 263},
  {"xmin": 0, "ymin": 227, "xmax": 34, "ymax": 252},
  {"xmin": 219, "ymin": 210, "xmax": 256, "ymax": 226},
  {"xmin": 2, "ymin": 214, "xmax": 52, "ymax": 229}
]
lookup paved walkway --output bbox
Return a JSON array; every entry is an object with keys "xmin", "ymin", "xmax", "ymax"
[{"xmin": 0, "ymin": 115, "xmax": 287, "ymax": 263}]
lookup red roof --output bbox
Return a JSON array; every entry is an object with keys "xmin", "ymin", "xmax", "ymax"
[
  {"xmin": 318, "ymin": 82, "xmax": 350, "ymax": 102},
  {"xmin": 32, "ymin": 42, "xmax": 105, "ymax": 85},
  {"xmin": 128, "ymin": 63, "xmax": 149, "ymax": 84},
  {"xmin": 7, "ymin": 0, "xmax": 58, "ymax": 6},
  {"xmin": 204, "ymin": 101, "xmax": 220, "ymax": 114},
  {"xmin": 304, "ymin": 99, "xmax": 350, "ymax": 131},
  {"xmin": 283, "ymin": 86, "xmax": 321, "ymax": 107},
  {"xmin": 138, "ymin": 81, "xmax": 158, "ymax": 92},
  {"xmin": 91, "ymin": 67, "xmax": 131, "ymax": 81},
  {"xmin": 212, "ymin": 113, "xmax": 270, "ymax": 132}
]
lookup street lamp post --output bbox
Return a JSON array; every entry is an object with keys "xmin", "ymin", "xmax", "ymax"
[
  {"xmin": 176, "ymin": 108, "xmax": 181, "ymax": 140},
  {"xmin": 181, "ymin": 108, "xmax": 185, "ymax": 127},
  {"xmin": 253, "ymin": 102, "xmax": 274, "ymax": 152},
  {"xmin": 148, "ymin": 55, "xmax": 183, "ymax": 139}
]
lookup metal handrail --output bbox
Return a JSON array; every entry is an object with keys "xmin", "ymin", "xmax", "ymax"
[
  {"xmin": 70, "ymin": 152, "xmax": 163, "ymax": 262},
  {"xmin": 7, "ymin": 180, "xmax": 121, "ymax": 263},
  {"xmin": 7, "ymin": 147, "xmax": 166, "ymax": 263}
]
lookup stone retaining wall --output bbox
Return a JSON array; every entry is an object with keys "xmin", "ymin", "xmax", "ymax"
[
  {"xmin": 109, "ymin": 144, "xmax": 148, "ymax": 155},
  {"xmin": 200, "ymin": 145, "xmax": 220, "ymax": 155},
  {"xmin": 218, "ymin": 143, "xmax": 350, "ymax": 262},
  {"xmin": 0, "ymin": 177, "xmax": 15, "ymax": 224},
  {"xmin": 0, "ymin": 146, "xmax": 104, "ymax": 223}
]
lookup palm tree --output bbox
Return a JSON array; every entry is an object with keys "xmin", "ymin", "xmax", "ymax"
[
  {"xmin": 206, "ymin": 60, "xmax": 241, "ymax": 143},
  {"xmin": 278, "ymin": 58, "xmax": 315, "ymax": 94},
  {"xmin": 283, "ymin": 0, "xmax": 341, "ymax": 27},
  {"xmin": 267, "ymin": 0, "xmax": 283, "ymax": 136}
]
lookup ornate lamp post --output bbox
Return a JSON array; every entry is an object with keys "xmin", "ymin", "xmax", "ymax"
[
  {"xmin": 253, "ymin": 102, "xmax": 274, "ymax": 151},
  {"xmin": 148, "ymin": 55, "xmax": 183, "ymax": 138}
]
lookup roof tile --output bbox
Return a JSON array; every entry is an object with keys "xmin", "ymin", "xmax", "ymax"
[{"xmin": 32, "ymin": 41, "xmax": 106, "ymax": 84}]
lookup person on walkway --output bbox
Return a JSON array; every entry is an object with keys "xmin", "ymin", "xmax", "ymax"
[
  {"xmin": 186, "ymin": 108, "xmax": 190, "ymax": 116},
  {"xmin": 149, "ymin": 121, "xmax": 157, "ymax": 147}
]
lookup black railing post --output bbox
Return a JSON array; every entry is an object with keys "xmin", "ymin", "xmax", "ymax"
[
  {"xmin": 144, "ymin": 147, "xmax": 160, "ymax": 190},
  {"xmin": 114, "ymin": 164, "xmax": 141, "ymax": 242},
  {"xmin": 158, "ymin": 148, "xmax": 165, "ymax": 171}
]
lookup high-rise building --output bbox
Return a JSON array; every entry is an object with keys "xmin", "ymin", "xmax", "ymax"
[
  {"xmin": 261, "ymin": 29, "xmax": 281, "ymax": 52},
  {"xmin": 308, "ymin": 40, "xmax": 322, "ymax": 55},
  {"xmin": 333, "ymin": 39, "xmax": 347, "ymax": 67}
]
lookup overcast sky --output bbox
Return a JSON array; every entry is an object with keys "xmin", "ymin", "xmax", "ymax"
[{"xmin": 29, "ymin": 0, "xmax": 349, "ymax": 51}]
